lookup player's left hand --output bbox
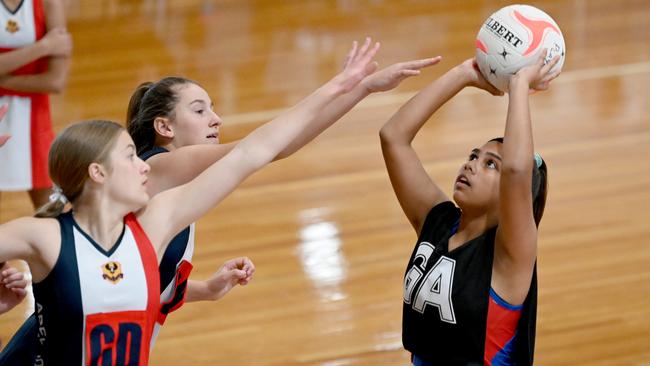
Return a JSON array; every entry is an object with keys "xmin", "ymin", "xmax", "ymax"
[
  {"xmin": 360, "ymin": 56, "xmax": 442, "ymax": 93},
  {"xmin": 513, "ymin": 49, "xmax": 561, "ymax": 92},
  {"xmin": 205, "ymin": 257, "xmax": 255, "ymax": 301}
]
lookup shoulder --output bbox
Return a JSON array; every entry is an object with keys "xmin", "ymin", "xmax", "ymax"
[
  {"xmin": 3, "ymin": 216, "xmax": 61, "ymax": 272},
  {"xmin": 8, "ymin": 216, "xmax": 58, "ymax": 235},
  {"xmin": 29, "ymin": 216, "xmax": 61, "ymax": 246}
]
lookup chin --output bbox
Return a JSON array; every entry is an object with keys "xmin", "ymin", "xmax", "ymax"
[
  {"xmin": 452, "ymin": 191, "xmax": 466, "ymax": 206},
  {"xmin": 130, "ymin": 193, "xmax": 150, "ymax": 211}
]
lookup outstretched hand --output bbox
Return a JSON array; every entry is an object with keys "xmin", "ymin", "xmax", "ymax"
[
  {"xmin": 205, "ymin": 256, "xmax": 255, "ymax": 301},
  {"xmin": 360, "ymin": 56, "xmax": 442, "ymax": 93},
  {"xmin": 512, "ymin": 49, "xmax": 561, "ymax": 92},
  {"xmin": 0, "ymin": 262, "xmax": 29, "ymax": 315},
  {"xmin": 0, "ymin": 104, "xmax": 10, "ymax": 147},
  {"xmin": 334, "ymin": 38, "xmax": 381, "ymax": 93}
]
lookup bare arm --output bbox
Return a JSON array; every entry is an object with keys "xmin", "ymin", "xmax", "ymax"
[
  {"xmin": 0, "ymin": 217, "xmax": 61, "ymax": 283},
  {"xmin": 493, "ymin": 52, "xmax": 560, "ymax": 304},
  {"xmin": 185, "ymin": 257, "xmax": 255, "ymax": 302},
  {"xmin": 0, "ymin": 0, "xmax": 71, "ymax": 93},
  {"xmin": 139, "ymin": 39, "xmax": 381, "ymax": 253},
  {"xmin": 0, "ymin": 27, "xmax": 71, "ymax": 76},
  {"xmin": 145, "ymin": 57, "xmax": 440, "ymax": 196},
  {"xmin": 379, "ymin": 59, "xmax": 502, "ymax": 234},
  {"xmin": 144, "ymin": 142, "xmax": 237, "ymax": 196}
]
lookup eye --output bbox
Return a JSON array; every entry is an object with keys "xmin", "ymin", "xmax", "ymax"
[
  {"xmin": 469, "ymin": 153, "xmax": 478, "ymax": 161},
  {"xmin": 128, "ymin": 153, "xmax": 135, "ymax": 161},
  {"xmin": 196, "ymin": 109, "xmax": 204, "ymax": 115},
  {"xmin": 486, "ymin": 160, "xmax": 497, "ymax": 169}
]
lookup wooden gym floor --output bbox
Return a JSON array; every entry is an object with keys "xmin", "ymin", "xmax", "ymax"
[{"xmin": 1, "ymin": 0, "xmax": 649, "ymax": 364}]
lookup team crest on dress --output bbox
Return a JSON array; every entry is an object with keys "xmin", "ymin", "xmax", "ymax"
[
  {"xmin": 5, "ymin": 20, "xmax": 19, "ymax": 34},
  {"xmin": 102, "ymin": 261, "xmax": 124, "ymax": 284}
]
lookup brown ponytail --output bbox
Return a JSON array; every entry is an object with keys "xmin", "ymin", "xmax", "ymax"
[{"xmin": 126, "ymin": 77, "xmax": 197, "ymax": 156}]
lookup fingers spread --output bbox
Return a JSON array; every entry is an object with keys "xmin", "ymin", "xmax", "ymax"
[
  {"xmin": 346, "ymin": 41, "xmax": 359, "ymax": 65},
  {"xmin": 358, "ymin": 37, "xmax": 371, "ymax": 57}
]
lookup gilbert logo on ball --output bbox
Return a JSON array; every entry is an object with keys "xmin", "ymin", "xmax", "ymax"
[{"xmin": 475, "ymin": 4, "xmax": 565, "ymax": 92}]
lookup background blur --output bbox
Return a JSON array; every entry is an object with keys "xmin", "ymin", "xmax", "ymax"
[{"xmin": 1, "ymin": 0, "xmax": 649, "ymax": 365}]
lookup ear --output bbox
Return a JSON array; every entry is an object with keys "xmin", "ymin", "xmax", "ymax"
[
  {"xmin": 153, "ymin": 116, "xmax": 174, "ymax": 139},
  {"xmin": 87, "ymin": 162, "xmax": 107, "ymax": 184}
]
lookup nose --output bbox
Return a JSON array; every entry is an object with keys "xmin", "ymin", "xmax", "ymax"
[
  {"xmin": 463, "ymin": 160, "xmax": 476, "ymax": 174},
  {"xmin": 139, "ymin": 158, "xmax": 151, "ymax": 174},
  {"xmin": 209, "ymin": 110, "xmax": 222, "ymax": 128}
]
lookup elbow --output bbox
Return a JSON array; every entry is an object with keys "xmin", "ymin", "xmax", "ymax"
[
  {"xmin": 501, "ymin": 163, "xmax": 532, "ymax": 179},
  {"xmin": 232, "ymin": 144, "xmax": 272, "ymax": 174},
  {"xmin": 379, "ymin": 126, "xmax": 394, "ymax": 145},
  {"xmin": 47, "ymin": 75, "xmax": 68, "ymax": 94},
  {"xmin": 48, "ymin": 80, "xmax": 66, "ymax": 94}
]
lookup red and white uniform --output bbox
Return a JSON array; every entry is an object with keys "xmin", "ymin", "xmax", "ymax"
[{"xmin": 0, "ymin": 0, "xmax": 53, "ymax": 190}]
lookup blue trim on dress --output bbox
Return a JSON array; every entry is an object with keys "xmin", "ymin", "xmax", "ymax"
[
  {"xmin": 411, "ymin": 354, "xmax": 433, "ymax": 366},
  {"xmin": 489, "ymin": 288, "xmax": 523, "ymax": 311}
]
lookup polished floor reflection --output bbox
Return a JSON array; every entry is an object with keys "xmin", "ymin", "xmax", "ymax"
[{"xmin": 1, "ymin": 0, "xmax": 650, "ymax": 365}]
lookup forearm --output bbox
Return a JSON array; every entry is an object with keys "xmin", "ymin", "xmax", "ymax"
[
  {"xmin": 503, "ymin": 77, "xmax": 534, "ymax": 174},
  {"xmin": 149, "ymin": 80, "xmax": 346, "ymax": 238},
  {"xmin": 185, "ymin": 279, "xmax": 216, "ymax": 302},
  {"xmin": 0, "ymin": 43, "xmax": 48, "ymax": 75},
  {"xmin": 379, "ymin": 66, "xmax": 468, "ymax": 145},
  {"xmin": 1, "ymin": 0, "xmax": 71, "ymax": 94},
  {"xmin": 0, "ymin": 57, "xmax": 68, "ymax": 93}
]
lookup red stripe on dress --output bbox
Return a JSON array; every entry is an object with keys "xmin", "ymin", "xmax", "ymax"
[
  {"xmin": 33, "ymin": 0, "xmax": 45, "ymax": 38},
  {"xmin": 484, "ymin": 296, "xmax": 521, "ymax": 365},
  {"xmin": 0, "ymin": 0, "xmax": 53, "ymax": 188},
  {"xmin": 0, "ymin": 0, "xmax": 50, "ymax": 97},
  {"xmin": 30, "ymin": 93, "xmax": 53, "ymax": 188},
  {"xmin": 125, "ymin": 213, "xmax": 161, "ymax": 366}
]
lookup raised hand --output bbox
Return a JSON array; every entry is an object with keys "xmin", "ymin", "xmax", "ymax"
[
  {"xmin": 360, "ymin": 56, "xmax": 442, "ymax": 93},
  {"xmin": 40, "ymin": 27, "xmax": 73, "ymax": 58},
  {"xmin": 0, "ymin": 104, "xmax": 10, "ymax": 147},
  {"xmin": 333, "ymin": 38, "xmax": 381, "ymax": 93},
  {"xmin": 512, "ymin": 49, "xmax": 561, "ymax": 92},
  {"xmin": 458, "ymin": 58, "xmax": 504, "ymax": 96},
  {"xmin": 204, "ymin": 257, "xmax": 255, "ymax": 301},
  {"xmin": 0, "ymin": 262, "xmax": 28, "ymax": 315}
]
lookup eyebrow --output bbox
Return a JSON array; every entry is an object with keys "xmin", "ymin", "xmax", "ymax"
[
  {"xmin": 471, "ymin": 148, "xmax": 502, "ymax": 161},
  {"xmin": 190, "ymin": 99, "xmax": 207, "ymax": 106}
]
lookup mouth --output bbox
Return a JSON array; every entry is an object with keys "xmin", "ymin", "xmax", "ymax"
[
  {"xmin": 455, "ymin": 174, "xmax": 471, "ymax": 188},
  {"xmin": 206, "ymin": 132, "xmax": 219, "ymax": 140}
]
